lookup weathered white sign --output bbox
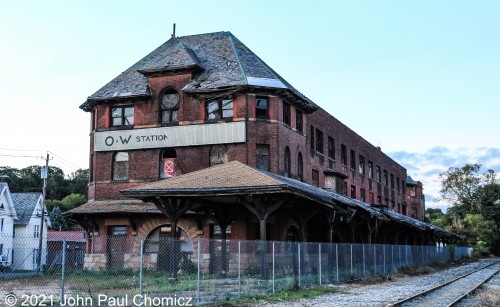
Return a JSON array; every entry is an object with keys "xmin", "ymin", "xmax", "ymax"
[{"xmin": 94, "ymin": 122, "xmax": 246, "ymax": 151}]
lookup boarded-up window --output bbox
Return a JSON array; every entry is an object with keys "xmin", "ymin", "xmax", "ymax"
[
  {"xmin": 284, "ymin": 147, "xmax": 291, "ymax": 177},
  {"xmin": 210, "ymin": 145, "xmax": 228, "ymax": 166},
  {"xmin": 160, "ymin": 89, "xmax": 179, "ymax": 124},
  {"xmin": 113, "ymin": 152, "xmax": 128, "ymax": 180},
  {"xmin": 160, "ymin": 149, "xmax": 176, "ymax": 178},
  {"xmin": 256, "ymin": 144, "xmax": 270, "ymax": 171}
]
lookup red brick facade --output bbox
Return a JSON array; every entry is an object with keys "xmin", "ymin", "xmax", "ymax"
[{"xmin": 88, "ymin": 72, "xmax": 408, "ymax": 214}]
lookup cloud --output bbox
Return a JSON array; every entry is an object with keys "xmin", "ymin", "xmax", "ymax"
[{"xmin": 388, "ymin": 146, "xmax": 500, "ymax": 212}]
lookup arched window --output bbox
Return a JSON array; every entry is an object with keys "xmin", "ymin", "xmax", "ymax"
[
  {"xmin": 160, "ymin": 88, "xmax": 179, "ymax": 124},
  {"xmin": 113, "ymin": 152, "xmax": 129, "ymax": 180},
  {"xmin": 160, "ymin": 148, "xmax": 176, "ymax": 178},
  {"xmin": 210, "ymin": 145, "xmax": 228, "ymax": 166},
  {"xmin": 297, "ymin": 152, "xmax": 303, "ymax": 182},
  {"xmin": 284, "ymin": 147, "xmax": 291, "ymax": 177}
]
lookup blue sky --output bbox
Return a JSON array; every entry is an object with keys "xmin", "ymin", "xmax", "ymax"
[{"xmin": 1, "ymin": 1, "xmax": 499, "ymax": 210}]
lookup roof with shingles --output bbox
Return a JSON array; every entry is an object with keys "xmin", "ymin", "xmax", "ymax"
[
  {"xmin": 11, "ymin": 192, "xmax": 42, "ymax": 225},
  {"xmin": 65, "ymin": 199, "xmax": 161, "ymax": 215},
  {"xmin": 81, "ymin": 31, "xmax": 317, "ymax": 112}
]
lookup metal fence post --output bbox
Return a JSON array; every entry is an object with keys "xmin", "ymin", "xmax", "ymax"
[
  {"xmin": 383, "ymin": 244, "xmax": 386, "ymax": 274},
  {"xmin": 272, "ymin": 242, "xmax": 275, "ymax": 294},
  {"xmin": 238, "ymin": 240, "xmax": 241, "ymax": 297},
  {"xmin": 60, "ymin": 240, "xmax": 66, "ymax": 302},
  {"xmin": 350, "ymin": 244, "xmax": 353, "ymax": 278},
  {"xmin": 318, "ymin": 243, "xmax": 322, "ymax": 285},
  {"xmin": 362, "ymin": 244, "xmax": 365, "ymax": 277},
  {"xmin": 197, "ymin": 240, "xmax": 201, "ymax": 305},
  {"xmin": 336, "ymin": 244, "xmax": 339, "ymax": 283},
  {"xmin": 298, "ymin": 242, "xmax": 301, "ymax": 288},
  {"xmin": 139, "ymin": 239, "xmax": 144, "ymax": 305}
]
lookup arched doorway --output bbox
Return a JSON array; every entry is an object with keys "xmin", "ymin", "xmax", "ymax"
[{"xmin": 144, "ymin": 225, "xmax": 194, "ymax": 273}]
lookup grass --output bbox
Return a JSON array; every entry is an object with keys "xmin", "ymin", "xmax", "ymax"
[
  {"xmin": 212, "ymin": 285, "xmax": 339, "ymax": 306},
  {"xmin": 475, "ymin": 290, "xmax": 500, "ymax": 307}
]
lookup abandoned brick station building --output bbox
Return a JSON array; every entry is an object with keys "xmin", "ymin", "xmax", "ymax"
[{"xmin": 68, "ymin": 31, "xmax": 457, "ymax": 270}]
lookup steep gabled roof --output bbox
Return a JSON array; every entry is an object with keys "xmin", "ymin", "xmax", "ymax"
[
  {"xmin": 0, "ymin": 183, "xmax": 18, "ymax": 220},
  {"xmin": 81, "ymin": 31, "xmax": 317, "ymax": 112},
  {"xmin": 11, "ymin": 192, "xmax": 43, "ymax": 225}
]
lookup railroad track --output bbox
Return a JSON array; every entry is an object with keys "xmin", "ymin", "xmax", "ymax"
[{"xmin": 387, "ymin": 259, "xmax": 500, "ymax": 307}]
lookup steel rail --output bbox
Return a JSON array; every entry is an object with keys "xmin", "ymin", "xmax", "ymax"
[
  {"xmin": 445, "ymin": 267, "xmax": 499, "ymax": 307},
  {"xmin": 387, "ymin": 259, "xmax": 500, "ymax": 306}
]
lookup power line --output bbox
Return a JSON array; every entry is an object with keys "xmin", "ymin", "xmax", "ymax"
[
  {"xmin": 0, "ymin": 147, "xmax": 42, "ymax": 152},
  {"xmin": 0, "ymin": 154, "xmax": 40, "ymax": 158},
  {"xmin": 49, "ymin": 151, "xmax": 83, "ymax": 170}
]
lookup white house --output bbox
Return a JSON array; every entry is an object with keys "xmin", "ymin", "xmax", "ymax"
[
  {"xmin": 0, "ymin": 182, "xmax": 17, "ymax": 262},
  {"xmin": 0, "ymin": 183, "xmax": 51, "ymax": 271},
  {"xmin": 11, "ymin": 192, "xmax": 51, "ymax": 270}
]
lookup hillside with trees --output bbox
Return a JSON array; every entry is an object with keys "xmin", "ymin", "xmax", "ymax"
[
  {"xmin": 426, "ymin": 164, "xmax": 500, "ymax": 255},
  {"xmin": 0, "ymin": 165, "xmax": 88, "ymax": 230}
]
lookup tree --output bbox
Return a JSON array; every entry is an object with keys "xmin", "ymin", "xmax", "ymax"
[
  {"xmin": 60, "ymin": 193, "xmax": 87, "ymax": 211},
  {"xmin": 463, "ymin": 214, "xmax": 499, "ymax": 253},
  {"xmin": 49, "ymin": 206, "xmax": 68, "ymax": 231},
  {"xmin": 438, "ymin": 164, "xmax": 500, "ymax": 254},
  {"xmin": 438, "ymin": 164, "xmax": 484, "ymax": 215}
]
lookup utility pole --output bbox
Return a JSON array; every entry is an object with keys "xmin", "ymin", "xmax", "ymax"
[{"xmin": 37, "ymin": 152, "xmax": 50, "ymax": 271}]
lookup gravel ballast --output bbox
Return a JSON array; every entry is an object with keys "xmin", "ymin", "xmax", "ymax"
[{"xmin": 258, "ymin": 258, "xmax": 499, "ymax": 307}]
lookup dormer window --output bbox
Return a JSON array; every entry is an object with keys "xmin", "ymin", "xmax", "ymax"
[
  {"xmin": 111, "ymin": 106, "xmax": 134, "ymax": 127},
  {"xmin": 160, "ymin": 89, "xmax": 179, "ymax": 124},
  {"xmin": 207, "ymin": 98, "xmax": 233, "ymax": 120}
]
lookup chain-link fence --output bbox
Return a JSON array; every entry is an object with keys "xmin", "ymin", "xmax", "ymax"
[{"xmin": 0, "ymin": 234, "xmax": 472, "ymax": 306}]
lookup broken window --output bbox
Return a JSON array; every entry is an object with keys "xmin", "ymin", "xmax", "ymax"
[
  {"xmin": 297, "ymin": 152, "xmax": 303, "ymax": 181},
  {"xmin": 160, "ymin": 88, "xmax": 179, "ymax": 124},
  {"xmin": 360, "ymin": 188, "xmax": 366, "ymax": 202},
  {"xmin": 350, "ymin": 150, "xmax": 356, "ymax": 170},
  {"xmin": 207, "ymin": 98, "xmax": 233, "ymax": 120},
  {"xmin": 341, "ymin": 144, "xmax": 347, "ymax": 166},
  {"xmin": 359, "ymin": 155, "xmax": 365, "ymax": 175},
  {"xmin": 256, "ymin": 97, "xmax": 268, "ymax": 118},
  {"xmin": 283, "ymin": 102, "xmax": 291, "ymax": 125},
  {"xmin": 384, "ymin": 170, "xmax": 389, "ymax": 187},
  {"xmin": 397, "ymin": 177, "xmax": 400, "ymax": 192},
  {"xmin": 113, "ymin": 152, "xmax": 129, "ymax": 181},
  {"xmin": 368, "ymin": 161, "xmax": 373, "ymax": 179},
  {"xmin": 284, "ymin": 147, "xmax": 291, "ymax": 177},
  {"xmin": 310, "ymin": 125, "xmax": 315, "ymax": 150},
  {"xmin": 111, "ymin": 106, "xmax": 134, "ymax": 127},
  {"xmin": 312, "ymin": 170, "xmax": 319, "ymax": 187},
  {"xmin": 376, "ymin": 166, "xmax": 381, "ymax": 182},
  {"xmin": 210, "ymin": 145, "xmax": 228, "ymax": 167},
  {"xmin": 256, "ymin": 144, "xmax": 270, "ymax": 171},
  {"xmin": 390, "ymin": 173, "xmax": 395, "ymax": 189},
  {"xmin": 160, "ymin": 148, "xmax": 176, "ymax": 178},
  {"xmin": 316, "ymin": 129, "xmax": 323, "ymax": 153},
  {"xmin": 351, "ymin": 185, "xmax": 356, "ymax": 199},
  {"xmin": 296, "ymin": 110, "xmax": 303, "ymax": 132},
  {"xmin": 328, "ymin": 137, "xmax": 335, "ymax": 159}
]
